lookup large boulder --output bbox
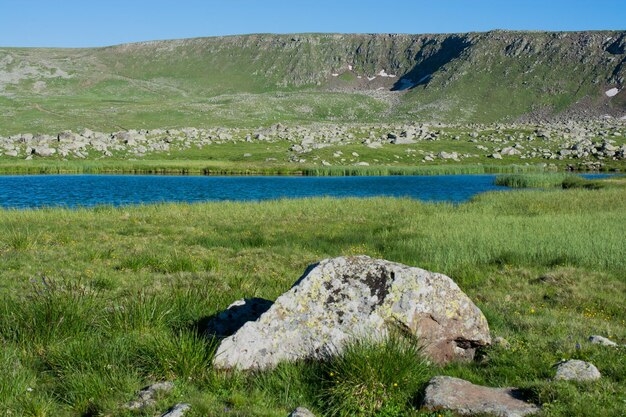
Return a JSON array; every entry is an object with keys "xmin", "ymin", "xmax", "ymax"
[
  {"xmin": 213, "ymin": 256, "xmax": 490, "ymax": 370},
  {"xmin": 423, "ymin": 376, "xmax": 540, "ymax": 417}
]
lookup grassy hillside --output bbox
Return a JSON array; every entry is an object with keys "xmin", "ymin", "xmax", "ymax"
[{"xmin": 1, "ymin": 31, "xmax": 625, "ymax": 134}]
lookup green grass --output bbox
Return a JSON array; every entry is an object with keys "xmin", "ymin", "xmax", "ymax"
[
  {"xmin": 496, "ymin": 174, "xmax": 624, "ymax": 189},
  {"xmin": 320, "ymin": 331, "xmax": 430, "ymax": 417},
  {"xmin": 0, "ymin": 160, "xmax": 560, "ymax": 176},
  {"xmin": 0, "ymin": 187, "xmax": 625, "ymax": 416},
  {"xmin": 495, "ymin": 173, "xmax": 573, "ymax": 188}
]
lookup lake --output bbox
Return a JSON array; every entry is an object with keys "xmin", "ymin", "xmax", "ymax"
[{"xmin": 0, "ymin": 174, "xmax": 613, "ymax": 209}]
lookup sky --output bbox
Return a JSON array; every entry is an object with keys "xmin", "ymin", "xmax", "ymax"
[{"xmin": 1, "ymin": 0, "xmax": 625, "ymax": 48}]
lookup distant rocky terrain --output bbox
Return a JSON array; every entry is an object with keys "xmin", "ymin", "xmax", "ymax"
[
  {"xmin": 1, "ymin": 121, "xmax": 624, "ymax": 170},
  {"xmin": 0, "ymin": 31, "xmax": 625, "ymax": 134}
]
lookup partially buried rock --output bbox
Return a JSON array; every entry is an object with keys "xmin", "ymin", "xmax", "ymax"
[
  {"xmin": 125, "ymin": 381, "xmax": 174, "ymax": 410},
  {"xmin": 423, "ymin": 376, "xmax": 540, "ymax": 417},
  {"xmin": 588, "ymin": 335, "xmax": 618, "ymax": 347},
  {"xmin": 159, "ymin": 403, "xmax": 190, "ymax": 417},
  {"xmin": 288, "ymin": 407, "xmax": 316, "ymax": 417},
  {"xmin": 213, "ymin": 256, "xmax": 491, "ymax": 370},
  {"xmin": 554, "ymin": 360, "xmax": 601, "ymax": 381}
]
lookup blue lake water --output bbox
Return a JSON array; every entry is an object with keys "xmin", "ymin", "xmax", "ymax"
[{"xmin": 0, "ymin": 174, "xmax": 615, "ymax": 209}]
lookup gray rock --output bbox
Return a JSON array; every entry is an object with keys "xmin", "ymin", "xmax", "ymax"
[
  {"xmin": 588, "ymin": 335, "xmax": 618, "ymax": 347},
  {"xmin": 423, "ymin": 376, "xmax": 540, "ymax": 417},
  {"xmin": 288, "ymin": 407, "xmax": 316, "ymax": 417},
  {"xmin": 125, "ymin": 381, "xmax": 174, "ymax": 410},
  {"xmin": 554, "ymin": 360, "xmax": 601, "ymax": 381},
  {"xmin": 438, "ymin": 151, "xmax": 459, "ymax": 160},
  {"xmin": 5, "ymin": 150, "xmax": 18, "ymax": 157},
  {"xmin": 213, "ymin": 256, "xmax": 491, "ymax": 371},
  {"xmin": 501, "ymin": 147, "xmax": 522, "ymax": 156},
  {"xmin": 390, "ymin": 137, "xmax": 416, "ymax": 145},
  {"xmin": 490, "ymin": 153, "xmax": 503, "ymax": 159},
  {"xmin": 160, "ymin": 403, "xmax": 190, "ymax": 417},
  {"xmin": 34, "ymin": 147, "xmax": 56, "ymax": 157}
]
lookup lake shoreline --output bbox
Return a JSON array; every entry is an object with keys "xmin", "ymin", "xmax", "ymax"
[{"xmin": 0, "ymin": 162, "xmax": 621, "ymax": 177}]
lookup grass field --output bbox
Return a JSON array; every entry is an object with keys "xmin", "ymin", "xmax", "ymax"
[{"xmin": 1, "ymin": 186, "xmax": 625, "ymax": 416}]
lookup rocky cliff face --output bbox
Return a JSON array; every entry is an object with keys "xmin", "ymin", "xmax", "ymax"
[{"xmin": 97, "ymin": 31, "xmax": 625, "ymax": 88}]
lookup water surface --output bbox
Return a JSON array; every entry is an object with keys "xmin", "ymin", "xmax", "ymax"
[{"xmin": 0, "ymin": 174, "xmax": 613, "ymax": 209}]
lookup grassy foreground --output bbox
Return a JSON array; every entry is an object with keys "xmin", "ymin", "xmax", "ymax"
[{"xmin": 0, "ymin": 189, "xmax": 625, "ymax": 416}]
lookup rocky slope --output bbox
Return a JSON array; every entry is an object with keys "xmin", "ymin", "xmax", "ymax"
[{"xmin": 0, "ymin": 31, "xmax": 625, "ymax": 133}]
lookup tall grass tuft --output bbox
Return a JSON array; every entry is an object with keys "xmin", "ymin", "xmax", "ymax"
[
  {"xmin": 320, "ymin": 330, "xmax": 430, "ymax": 417},
  {"xmin": 303, "ymin": 164, "xmax": 550, "ymax": 177},
  {"xmin": 494, "ymin": 173, "xmax": 571, "ymax": 188},
  {"xmin": 135, "ymin": 330, "xmax": 217, "ymax": 381},
  {"xmin": 2, "ymin": 278, "xmax": 103, "ymax": 347}
]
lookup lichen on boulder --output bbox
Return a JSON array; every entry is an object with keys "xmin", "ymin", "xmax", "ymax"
[{"xmin": 213, "ymin": 256, "xmax": 491, "ymax": 370}]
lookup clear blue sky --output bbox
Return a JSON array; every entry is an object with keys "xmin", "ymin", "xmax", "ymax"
[{"xmin": 1, "ymin": 0, "xmax": 625, "ymax": 48}]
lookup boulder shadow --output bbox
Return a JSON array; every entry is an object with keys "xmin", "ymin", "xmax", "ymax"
[
  {"xmin": 195, "ymin": 263, "xmax": 319, "ymax": 340},
  {"xmin": 197, "ymin": 297, "xmax": 274, "ymax": 339}
]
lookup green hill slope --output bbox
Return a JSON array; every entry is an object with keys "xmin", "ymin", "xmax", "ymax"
[{"xmin": 0, "ymin": 31, "xmax": 624, "ymax": 134}]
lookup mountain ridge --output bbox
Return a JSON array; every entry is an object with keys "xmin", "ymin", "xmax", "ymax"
[{"xmin": 0, "ymin": 31, "xmax": 624, "ymax": 134}]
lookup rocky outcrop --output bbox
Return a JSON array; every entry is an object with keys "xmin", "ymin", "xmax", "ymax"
[
  {"xmin": 422, "ymin": 376, "xmax": 540, "ymax": 417},
  {"xmin": 213, "ymin": 256, "xmax": 490, "ymax": 371}
]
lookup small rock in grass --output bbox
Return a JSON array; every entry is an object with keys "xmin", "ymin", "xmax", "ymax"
[
  {"xmin": 588, "ymin": 335, "xmax": 618, "ymax": 347},
  {"xmin": 125, "ymin": 381, "xmax": 174, "ymax": 410},
  {"xmin": 288, "ymin": 407, "xmax": 316, "ymax": 417},
  {"xmin": 423, "ymin": 376, "xmax": 540, "ymax": 416},
  {"xmin": 494, "ymin": 336, "xmax": 511, "ymax": 350},
  {"xmin": 160, "ymin": 403, "xmax": 190, "ymax": 417},
  {"xmin": 554, "ymin": 360, "xmax": 601, "ymax": 381}
]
